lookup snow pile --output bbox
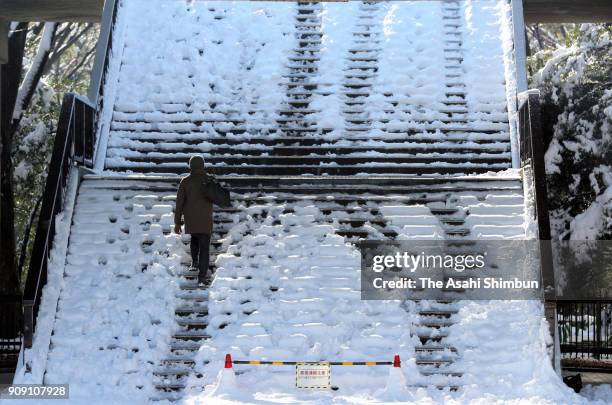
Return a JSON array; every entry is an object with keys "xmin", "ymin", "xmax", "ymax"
[
  {"xmin": 378, "ymin": 365, "xmax": 413, "ymax": 401},
  {"xmin": 448, "ymin": 300, "xmax": 571, "ymax": 402},
  {"xmin": 308, "ymin": 1, "xmax": 360, "ymax": 133},
  {"xmin": 205, "ymin": 367, "xmax": 242, "ymax": 400},
  {"xmin": 115, "ymin": 0, "xmax": 293, "ymax": 118},
  {"xmin": 462, "ymin": 0, "xmax": 511, "ymax": 131},
  {"xmin": 569, "ymin": 185, "xmax": 612, "ymax": 240},
  {"xmin": 102, "ymin": 0, "xmax": 295, "ymax": 167},
  {"xmin": 367, "ymin": 1, "xmax": 448, "ymax": 128},
  {"xmin": 581, "ymin": 384, "xmax": 612, "ymax": 403}
]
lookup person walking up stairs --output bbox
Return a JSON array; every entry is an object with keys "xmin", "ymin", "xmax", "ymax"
[{"xmin": 174, "ymin": 155, "xmax": 230, "ymax": 285}]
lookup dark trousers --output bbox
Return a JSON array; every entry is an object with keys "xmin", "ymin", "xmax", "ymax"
[{"xmin": 190, "ymin": 233, "xmax": 211, "ymax": 279}]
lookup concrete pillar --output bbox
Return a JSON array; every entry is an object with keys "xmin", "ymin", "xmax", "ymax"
[{"xmin": 511, "ymin": 0, "xmax": 528, "ymax": 92}]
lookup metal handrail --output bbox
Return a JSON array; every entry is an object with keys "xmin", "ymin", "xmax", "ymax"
[
  {"xmin": 22, "ymin": 93, "xmax": 96, "ymax": 349},
  {"xmin": 517, "ymin": 90, "xmax": 554, "ymax": 292},
  {"xmin": 517, "ymin": 90, "xmax": 559, "ymax": 370},
  {"xmin": 88, "ymin": 0, "xmax": 118, "ymax": 105}
]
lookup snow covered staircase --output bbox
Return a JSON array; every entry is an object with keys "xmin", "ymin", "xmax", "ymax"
[
  {"xmin": 276, "ymin": 1, "xmax": 324, "ymax": 135},
  {"xmin": 341, "ymin": 1, "xmax": 383, "ymax": 143},
  {"xmin": 152, "ymin": 284, "xmax": 210, "ymax": 396},
  {"xmin": 36, "ymin": 0, "xmax": 532, "ymax": 399},
  {"xmin": 38, "ymin": 172, "xmax": 526, "ymax": 398},
  {"xmin": 102, "ymin": 0, "xmax": 513, "ymax": 177},
  {"xmin": 413, "ymin": 302, "xmax": 462, "ymax": 389}
]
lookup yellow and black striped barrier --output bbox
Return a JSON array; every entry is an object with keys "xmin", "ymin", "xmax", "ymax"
[
  {"xmin": 233, "ymin": 360, "xmax": 393, "ymax": 366},
  {"xmin": 225, "ymin": 354, "xmax": 401, "ymax": 390},
  {"xmin": 226, "ymin": 354, "xmax": 401, "ymax": 368}
]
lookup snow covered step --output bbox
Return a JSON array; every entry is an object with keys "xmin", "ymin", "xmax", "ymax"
[
  {"xmin": 417, "ymin": 331, "xmax": 450, "ymax": 342},
  {"xmin": 81, "ymin": 175, "xmax": 523, "ymax": 196},
  {"xmin": 160, "ymin": 357, "xmax": 196, "ymax": 366},
  {"xmin": 420, "ymin": 370, "xmax": 463, "ymax": 377},
  {"xmin": 176, "ymin": 295, "xmax": 208, "ymax": 304},
  {"xmin": 176, "ymin": 288, "xmax": 208, "ymax": 298},
  {"xmin": 178, "ymin": 281, "xmax": 210, "ymax": 290},
  {"xmin": 153, "ymin": 382, "xmax": 186, "ymax": 391},
  {"xmin": 411, "ymin": 384, "xmax": 461, "ymax": 391},
  {"xmin": 153, "ymin": 368, "xmax": 192, "ymax": 377},
  {"xmin": 172, "ymin": 332, "xmax": 210, "ymax": 341},
  {"xmin": 418, "ymin": 319, "xmax": 456, "ymax": 328},
  {"xmin": 170, "ymin": 341, "xmax": 209, "ymax": 351},
  {"xmin": 416, "ymin": 345, "xmax": 458, "ymax": 353},
  {"xmin": 416, "ymin": 359, "xmax": 456, "ymax": 366},
  {"xmin": 105, "ymin": 162, "xmax": 511, "ymax": 176},
  {"xmin": 107, "ymin": 144, "xmax": 512, "ymax": 158},
  {"xmin": 175, "ymin": 306, "xmax": 208, "ymax": 315},
  {"xmin": 418, "ymin": 309, "xmax": 459, "ymax": 317},
  {"xmin": 176, "ymin": 316, "xmax": 208, "ymax": 327},
  {"xmin": 107, "ymin": 133, "xmax": 512, "ymax": 147},
  {"xmin": 177, "ymin": 271, "xmax": 214, "ymax": 280},
  {"xmin": 116, "ymin": 155, "xmax": 512, "ymax": 166}
]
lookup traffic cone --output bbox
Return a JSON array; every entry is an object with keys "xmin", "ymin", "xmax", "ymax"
[
  {"xmin": 209, "ymin": 354, "xmax": 238, "ymax": 396},
  {"xmin": 382, "ymin": 354, "xmax": 409, "ymax": 399}
]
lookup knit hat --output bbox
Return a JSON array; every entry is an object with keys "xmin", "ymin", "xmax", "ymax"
[{"xmin": 189, "ymin": 155, "xmax": 205, "ymax": 171}]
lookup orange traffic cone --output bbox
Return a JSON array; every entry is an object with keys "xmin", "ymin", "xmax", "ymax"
[
  {"xmin": 225, "ymin": 353, "xmax": 233, "ymax": 369},
  {"xmin": 393, "ymin": 354, "xmax": 401, "ymax": 368}
]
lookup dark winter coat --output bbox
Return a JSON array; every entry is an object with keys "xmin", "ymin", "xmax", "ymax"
[{"xmin": 175, "ymin": 169, "xmax": 214, "ymax": 235}]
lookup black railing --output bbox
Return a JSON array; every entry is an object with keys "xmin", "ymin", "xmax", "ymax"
[
  {"xmin": 22, "ymin": 93, "xmax": 96, "ymax": 349},
  {"xmin": 517, "ymin": 90, "xmax": 558, "ymax": 366},
  {"xmin": 72, "ymin": 94, "xmax": 97, "ymax": 166},
  {"xmin": 558, "ymin": 301, "xmax": 612, "ymax": 369},
  {"xmin": 88, "ymin": 0, "xmax": 118, "ymax": 108},
  {"xmin": 517, "ymin": 90, "xmax": 555, "ymax": 293},
  {"xmin": 0, "ymin": 295, "xmax": 22, "ymax": 372},
  {"xmin": 518, "ymin": 91, "xmax": 552, "ymax": 239}
]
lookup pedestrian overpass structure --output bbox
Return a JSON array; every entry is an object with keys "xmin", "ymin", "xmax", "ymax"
[{"xmin": 8, "ymin": 1, "xmax": 563, "ymax": 402}]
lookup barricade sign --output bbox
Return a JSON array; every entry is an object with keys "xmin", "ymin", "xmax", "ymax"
[
  {"xmin": 227, "ymin": 353, "xmax": 401, "ymax": 390},
  {"xmin": 295, "ymin": 362, "xmax": 331, "ymax": 389}
]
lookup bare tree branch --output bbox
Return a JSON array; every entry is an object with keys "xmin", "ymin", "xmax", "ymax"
[
  {"xmin": 65, "ymin": 45, "xmax": 97, "ymax": 80},
  {"xmin": 11, "ymin": 23, "xmax": 58, "ymax": 132},
  {"xmin": 45, "ymin": 23, "xmax": 94, "ymax": 75}
]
